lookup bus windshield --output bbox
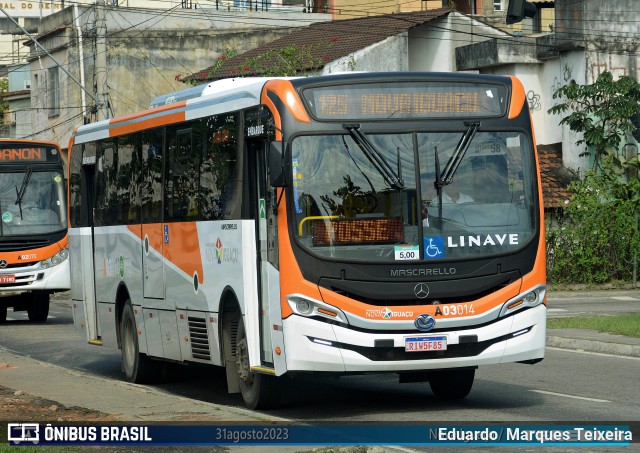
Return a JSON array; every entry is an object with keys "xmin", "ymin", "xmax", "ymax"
[
  {"xmin": 292, "ymin": 130, "xmax": 536, "ymax": 262},
  {"xmin": 0, "ymin": 169, "xmax": 67, "ymax": 235}
]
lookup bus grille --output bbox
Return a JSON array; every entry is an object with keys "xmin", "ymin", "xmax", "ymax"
[
  {"xmin": 0, "ymin": 238, "xmax": 50, "ymax": 252},
  {"xmin": 188, "ymin": 316, "xmax": 211, "ymax": 360}
]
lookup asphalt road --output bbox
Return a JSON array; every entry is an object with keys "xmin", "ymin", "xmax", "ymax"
[{"xmin": 1, "ymin": 289, "xmax": 639, "ymax": 424}]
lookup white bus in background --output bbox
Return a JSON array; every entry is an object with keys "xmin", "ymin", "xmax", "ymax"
[{"xmin": 0, "ymin": 139, "xmax": 69, "ymax": 323}]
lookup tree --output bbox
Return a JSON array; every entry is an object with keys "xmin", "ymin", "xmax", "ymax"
[
  {"xmin": 548, "ymin": 70, "xmax": 640, "ymax": 171},
  {"xmin": 547, "ymin": 71, "xmax": 640, "ymax": 286}
]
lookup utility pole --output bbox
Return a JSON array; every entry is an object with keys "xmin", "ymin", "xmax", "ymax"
[{"xmin": 95, "ymin": 0, "xmax": 109, "ymax": 120}]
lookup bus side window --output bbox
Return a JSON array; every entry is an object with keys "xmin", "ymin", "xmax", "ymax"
[
  {"xmin": 165, "ymin": 123, "xmax": 201, "ymax": 221},
  {"xmin": 94, "ymin": 141, "xmax": 116, "ymax": 226},
  {"xmin": 117, "ymin": 134, "xmax": 140, "ymax": 224},
  {"xmin": 141, "ymin": 129, "xmax": 163, "ymax": 223},
  {"xmin": 201, "ymin": 113, "xmax": 239, "ymax": 221}
]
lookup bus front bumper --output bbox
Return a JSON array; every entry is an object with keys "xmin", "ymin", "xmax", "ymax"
[
  {"xmin": 281, "ymin": 304, "xmax": 546, "ymax": 373},
  {"xmin": 0, "ymin": 259, "xmax": 70, "ymax": 298}
]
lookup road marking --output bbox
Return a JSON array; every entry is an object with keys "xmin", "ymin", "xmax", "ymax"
[
  {"xmin": 547, "ymin": 308, "xmax": 567, "ymax": 312},
  {"xmin": 611, "ymin": 296, "xmax": 640, "ymax": 301},
  {"xmin": 531, "ymin": 389, "xmax": 610, "ymax": 403}
]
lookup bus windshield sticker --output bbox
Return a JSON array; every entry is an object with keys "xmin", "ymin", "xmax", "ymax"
[
  {"xmin": 424, "ymin": 237, "xmax": 445, "ymax": 259},
  {"xmin": 394, "ymin": 244, "xmax": 419, "ymax": 261},
  {"xmin": 292, "ymin": 158, "xmax": 302, "ymax": 214}
]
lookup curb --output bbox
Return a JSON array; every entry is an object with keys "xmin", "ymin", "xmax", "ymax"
[{"xmin": 546, "ymin": 335, "xmax": 640, "ymax": 358}]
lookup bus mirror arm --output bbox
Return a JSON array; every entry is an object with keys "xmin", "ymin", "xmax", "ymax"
[{"xmin": 268, "ymin": 140, "xmax": 290, "ymax": 188}]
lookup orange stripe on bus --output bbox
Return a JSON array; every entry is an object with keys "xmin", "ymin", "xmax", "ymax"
[
  {"xmin": 508, "ymin": 76, "xmax": 526, "ymax": 119},
  {"xmin": 139, "ymin": 224, "xmax": 164, "ymax": 253},
  {"xmin": 320, "ymin": 280, "xmax": 521, "ymax": 321},
  {"xmin": 277, "ymin": 191, "xmax": 321, "ymax": 319},
  {"xmin": 110, "ymin": 112, "xmax": 186, "ymax": 137},
  {"xmin": 522, "ymin": 119, "xmax": 547, "ymax": 297},
  {"xmin": 163, "ymin": 223, "xmax": 203, "ymax": 284},
  {"xmin": 130, "ymin": 223, "xmax": 203, "ymax": 285},
  {"xmin": 110, "ymin": 101, "xmax": 188, "ymax": 125},
  {"xmin": 261, "ymin": 90, "xmax": 283, "ymax": 141},
  {"xmin": 263, "ymin": 79, "xmax": 311, "ymax": 124},
  {"xmin": 2, "ymin": 235, "xmax": 68, "ymax": 264}
]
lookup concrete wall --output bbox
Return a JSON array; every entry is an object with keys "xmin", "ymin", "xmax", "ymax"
[
  {"xmin": 325, "ymin": 34, "xmax": 408, "ymax": 73},
  {"xmin": 552, "ymin": 0, "xmax": 639, "ymax": 172},
  {"xmin": 325, "ymin": 13, "xmax": 507, "ymax": 75},
  {"xmin": 27, "ymin": 6, "xmax": 331, "ymax": 148},
  {"xmin": 412, "ymin": 13, "xmax": 508, "ymax": 72}
]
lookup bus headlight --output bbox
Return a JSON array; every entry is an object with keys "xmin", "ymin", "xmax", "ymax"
[
  {"xmin": 286, "ymin": 294, "xmax": 349, "ymax": 324},
  {"xmin": 40, "ymin": 246, "xmax": 69, "ymax": 270},
  {"xmin": 500, "ymin": 285, "xmax": 546, "ymax": 317}
]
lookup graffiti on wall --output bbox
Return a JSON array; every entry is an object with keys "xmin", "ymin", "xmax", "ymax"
[{"xmin": 527, "ymin": 90, "xmax": 541, "ymax": 112}]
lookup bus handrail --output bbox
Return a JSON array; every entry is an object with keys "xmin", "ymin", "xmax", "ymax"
[{"xmin": 298, "ymin": 215, "xmax": 339, "ymax": 236}]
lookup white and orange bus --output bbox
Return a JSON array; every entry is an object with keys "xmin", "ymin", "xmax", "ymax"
[
  {"xmin": 68, "ymin": 72, "xmax": 546, "ymax": 409},
  {"xmin": 0, "ymin": 139, "xmax": 69, "ymax": 323}
]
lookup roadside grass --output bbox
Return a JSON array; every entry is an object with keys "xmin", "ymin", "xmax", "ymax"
[{"xmin": 547, "ymin": 313, "xmax": 640, "ymax": 338}]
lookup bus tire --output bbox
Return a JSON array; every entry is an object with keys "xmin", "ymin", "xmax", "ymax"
[
  {"xmin": 233, "ymin": 317, "xmax": 281, "ymax": 410},
  {"xmin": 429, "ymin": 368, "xmax": 475, "ymax": 400},
  {"xmin": 120, "ymin": 300, "xmax": 163, "ymax": 384},
  {"xmin": 27, "ymin": 294, "xmax": 49, "ymax": 322},
  {"xmin": 0, "ymin": 305, "xmax": 7, "ymax": 323}
]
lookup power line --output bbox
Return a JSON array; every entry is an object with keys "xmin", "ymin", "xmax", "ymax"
[{"xmin": 4, "ymin": 2, "xmax": 640, "ymax": 140}]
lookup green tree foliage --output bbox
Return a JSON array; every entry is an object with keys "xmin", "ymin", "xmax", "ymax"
[
  {"xmin": 546, "ymin": 71, "xmax": 640, "ymax": 285},
  {"xmin": 548, "ymin": 70, "xmax": 640, "ymax": 170},
  {"xmin": 546, "ymin": 157, "xmax": 640, "ymax": 284}
]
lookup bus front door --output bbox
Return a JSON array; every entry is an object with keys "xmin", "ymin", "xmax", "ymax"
[{"xmin": 248, "ymin": 139, "xmax": 286, "ymax": 376}]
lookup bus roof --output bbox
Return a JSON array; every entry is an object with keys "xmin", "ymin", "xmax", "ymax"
[
  {"xmin": 149, "ymin": 77, "xmax": 283, "ymax": 108},
  {"xmin": 72, "ymin": 77, "xmax": 287, "ymax": 145}
]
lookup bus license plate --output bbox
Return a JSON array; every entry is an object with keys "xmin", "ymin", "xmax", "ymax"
[
  {"xmin": 405, "ymin": 336, "xmax": 447, "ymax": 352},
  {"xmin": 0, "ymin": 274, "xmax": 15, "ymax": 284}
]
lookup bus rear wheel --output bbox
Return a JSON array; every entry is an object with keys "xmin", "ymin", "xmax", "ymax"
[
  {"xmin": 231, "ymin": 317, "xmax": 281, "ymax": 410},
  {"xmin": 120, "ymin": 300, "xmax": 163, "ymax": 384},
  {"xmin": 429, "ymin": 368, "xmax": 475, "ymax": 399},
  {"xmin": 27, "ymin": 293, "xmax": 49, "ymax": 322}
]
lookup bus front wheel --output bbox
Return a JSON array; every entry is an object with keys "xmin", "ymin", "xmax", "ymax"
[
  {"xmin": 429, "ymin": 368, "xmax": 475, "ymax": 399},
  {"xmin": 120, "ymin": 300, "xmax": 163, "ymax": 384},
  {"xmin": 231, "ymin": 317, "xmax": 281, "ymax": 410}
]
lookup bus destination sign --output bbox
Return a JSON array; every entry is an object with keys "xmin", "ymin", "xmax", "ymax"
[
  {"xmin": 303, "ymin": 82, "xmax": 507, "ymax": 120},
  {"xmin": 0, "ymin": 146, "xmax": 57, "ymax": 163}
]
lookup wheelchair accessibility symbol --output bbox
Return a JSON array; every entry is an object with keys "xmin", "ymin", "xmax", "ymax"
[{"xmin": 424, "ymin": 236, "xmax": 445, "ymax": 259}]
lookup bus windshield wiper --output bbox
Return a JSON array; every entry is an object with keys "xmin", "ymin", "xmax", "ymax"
[
  {"xmin": 436, "ymin": 122, "xmax": 479, "ymax": 189},
  {"xmin": 343, "ymin": 124, "xmax": 405, "ymax": 190},
  {"xmin": 15, "ymin": 166, "xmax": 32, "ymax": 220}
]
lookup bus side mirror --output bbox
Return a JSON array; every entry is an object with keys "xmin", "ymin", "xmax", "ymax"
[{"xmin": 268, "ymin": 140, "xmax": 289, "ymax": 187}]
